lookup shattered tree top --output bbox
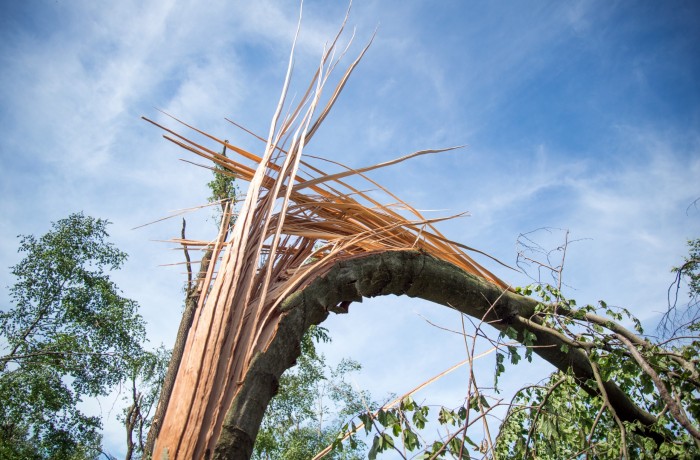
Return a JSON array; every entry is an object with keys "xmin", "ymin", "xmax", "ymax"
[{"xmin": 147, "ymin": 16, "xmax": 506, "ymax": 459}]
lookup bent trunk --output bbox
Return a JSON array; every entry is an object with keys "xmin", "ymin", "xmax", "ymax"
[{"xmin": 212, "ymin": 250, "xmax": 660, "ymax": 459}]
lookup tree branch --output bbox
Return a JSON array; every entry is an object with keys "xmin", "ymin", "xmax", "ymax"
[
  {"xmin": 210, "ymin": 250, "xmax": 666, "ymax": 459},
  {"xmin": 616, "ymin": 333, "xmax": 700, "ymax": 442}
]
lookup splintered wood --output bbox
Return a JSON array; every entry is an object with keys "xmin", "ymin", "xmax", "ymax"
[{"xmin": 149, "ymin": 16, "xmax": 506, "ymax": 459}]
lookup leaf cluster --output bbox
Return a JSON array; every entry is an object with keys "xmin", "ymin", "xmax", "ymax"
[
  {"xmin": 337, "ymin": 390, "xmax": 507, "ymax": 460},
  {"xmin": 352, "ymin": 396, "xmax": 480, "ymax": 459},
  {"xmin": 207, "ymin": 144, "xmax": 237, "ymax": 230}
]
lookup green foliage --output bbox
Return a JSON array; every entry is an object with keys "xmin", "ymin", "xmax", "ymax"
[
  {"xmin": 207, "ymin": 144, "xmax": 237, "ymax": 229},
  {"xmin": 495, "ymin": 282, "xmax": 700, "ymax": 458},
  {"xmin": 495, "ymin": 368, "xmax": 699, "ymax": 459},
  {"xmin": 253, "ymin": 326, "xmax": 371, "ymax": 460},
  {"xmin": 676, "ymin": 238, "xmax": 700, "ymax": 298},
  {"xmin": 207, "ymin": 162, "xmax": 236, "ymax": 205},
  {"xmin": 0, "ymin": 213, "xmax": 147, "ymax": 458},
  {"xmin": 0, "ymin": 365, "xmax": 103, "ymax": 459},
  {"xmin": 496, "ymin": 372, "xmax": 629, "ymax": 459},
  {"xmin": 353, "ymin": 396, "xmax": 483, "ymax": 459}
]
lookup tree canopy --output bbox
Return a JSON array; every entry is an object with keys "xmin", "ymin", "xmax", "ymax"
[{"xmin": 0, "ymin": 213, "xmax": 147, "ymax": 459}]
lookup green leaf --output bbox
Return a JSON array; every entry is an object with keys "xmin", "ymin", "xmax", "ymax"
[
  {"xmin": 463, "ymin": 435, "xmax": 479, "ymax": 448},
  {"xmin": 380, "ymin": 432, "xmax": 395, "ymax": 450},
  {"xmin": 438, "ymin": 407, "xmax": 456, "ymax": 425},
  {"xmin": 403, "ymin": 428, "xmax": 421, "ymax": 451},
  {"xmin": 377, "ymin": 409, "xmax": 388, "ymax": 427},
  {"xmin": 448, "ymin": 437, "xmax": 468, "ymax": 457},
  {"xmin": 479, "ymin": 395, "xmax": 490, "ymax": 409},
  {"xmin": 494, "ymin": 352, "xmax": 506, "ymax": 389},
  {"xmin": 509, "ymin": 346, "xmax": 521, "ymax": 365},
  {"xmin": 401, "ymin": 396, "xmax": 416, "ymax": 411},
  {"xmin": 457, "ymin": 405, "xmax": 467, "ymax": 421},
  {"xmin": 368, "ymin": 435, "xmax": 380, "ymax": 460},
  {"xmin": 412, "ymin": 407, "xmax": 428, "ymax": 429},
  {"xmin": 359, "ymin": 413, "xmax": 373, "ymax": 433}
]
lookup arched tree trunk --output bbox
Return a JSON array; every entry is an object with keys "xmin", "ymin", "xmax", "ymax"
[
  {"xmin": 144, "ymin": 19, "xmax": 687, "ymax": 457},
  {"xmin": 212, "ymin": 250, "xmax": 661, "ymax": 459}
]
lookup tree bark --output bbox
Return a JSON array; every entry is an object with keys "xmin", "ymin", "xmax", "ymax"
[{"xmin": 212, "ymin": 250, "xmax": 662, "ymax": 459}]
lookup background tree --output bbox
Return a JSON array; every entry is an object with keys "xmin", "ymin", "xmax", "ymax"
[
  {"xmin": 0, "ymin": 213, "xmax": 147, "ymax": 459},
  {"xmin": 121, "ymin": 346, "xmax": 171, "ymax": 460},
  {"xmin": 207, "ymin": 140, "xmax": 237, "ymax": 232}
]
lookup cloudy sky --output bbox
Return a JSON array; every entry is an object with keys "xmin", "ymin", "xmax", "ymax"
[{"xmin": 1, "ymin": 0, "xmax": 699, "ymax": 457}]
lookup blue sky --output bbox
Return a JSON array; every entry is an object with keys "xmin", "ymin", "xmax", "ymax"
[{"xmin": 1, "ymin": 0, "xmax": 699, "ymax": 457}]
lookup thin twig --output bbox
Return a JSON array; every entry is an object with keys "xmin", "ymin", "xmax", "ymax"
[
  {"xmin": 588, "ymin": 353, "xmax": 629, "ymax": 459},
  {"xmin": 522, "ymin": 376, "xmax": 568, "ymax": 458}
]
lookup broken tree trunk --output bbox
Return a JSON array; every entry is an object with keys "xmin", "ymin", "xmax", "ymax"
[{"xmin": 144, "ymin": 13, "xmax": 688, "ymax": 458}]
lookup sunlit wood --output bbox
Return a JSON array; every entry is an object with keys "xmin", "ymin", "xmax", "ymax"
[{"xmin": 150, "ymin": 16, "xmax": 505, "ymax": 459}]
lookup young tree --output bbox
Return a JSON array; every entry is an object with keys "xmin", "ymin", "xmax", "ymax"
[
  {"xmin": 0, "ymin": 213, "xmax": 147, "ymax": 459},
  {"xmin": 122, "ymin": 346, "xmax": 171, "ymax": 460}
]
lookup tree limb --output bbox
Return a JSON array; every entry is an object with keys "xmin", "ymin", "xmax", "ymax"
[
  {"xmin": 211, "ymin": 250, "xmax": 666, "ymax": 459},
  {"xmin": 616, "ymin": 333, "xmax": 700, "ymax": 442}
]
